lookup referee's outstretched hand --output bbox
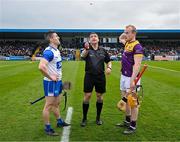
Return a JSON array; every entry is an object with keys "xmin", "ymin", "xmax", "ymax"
[{"xmin": 84, "ymin": 42, "xmax": 89, "ymax": 50}]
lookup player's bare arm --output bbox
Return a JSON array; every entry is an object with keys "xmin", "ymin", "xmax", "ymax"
[
  {"xmin": 130, "ymin": 55, "xmax": 143, "ymax": 89},
  {"xmin": 119, "ymin": 33, "xmax": 127, "ymax": 45},
  {"xmin": 39, "ymin": 58, "xmax": 58, "ymax": 81}
]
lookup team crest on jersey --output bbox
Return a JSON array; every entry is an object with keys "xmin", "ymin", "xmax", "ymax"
[{"xmin": 125, "ymin": 45, "xmax": 133, "ymax": 52}]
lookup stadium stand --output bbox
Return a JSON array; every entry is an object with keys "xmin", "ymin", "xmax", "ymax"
[
  {"xmin": 0, "ymin": 40, "xmax": 36, "ymax": 56},
  {"xmin": 0, "ymin": 39, "xmax": 180, "ymax": 61},
  {"xmin": 0, "ymin": 29, "xmax": 180, "ymax": 61},
  {"xmin": 141, "ymin": 40, "xmax": 180, "ymax": 56}
]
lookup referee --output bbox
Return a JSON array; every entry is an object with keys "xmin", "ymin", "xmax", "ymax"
[{"xmin": 80, "ymin": 32, "xmax": 112, "ymax": 127}]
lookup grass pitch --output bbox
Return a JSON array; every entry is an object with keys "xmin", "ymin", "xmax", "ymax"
[{"xmin": 0, "ymin": 61, "xmax": 179, "ymax": 141}]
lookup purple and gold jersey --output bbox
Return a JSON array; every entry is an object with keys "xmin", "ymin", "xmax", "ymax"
[{"xmin": 121, "ymin": 40, "xmax": 143, "ymax": 77}]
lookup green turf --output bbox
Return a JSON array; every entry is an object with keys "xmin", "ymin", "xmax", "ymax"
[{"xmin": 0, "ymin": 61, "xmax": 179, "ymax": 141}]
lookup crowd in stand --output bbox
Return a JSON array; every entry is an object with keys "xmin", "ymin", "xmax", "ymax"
[
  {"xmin": 60, "ymin": 48, "xmax": 76, "ymax": 60},
  {"xmin": 0, "ymin": 40, "xmax": 36, "ymax": 56},
  {"xmin": 140, "ymin": 40, "xmax": 180, "ymax": 57},
  {"xmin": 0, "ymin": 39, "xmax": 180, "ymax": 60}
]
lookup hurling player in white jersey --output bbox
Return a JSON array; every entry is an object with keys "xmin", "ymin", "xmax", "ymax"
[{"xmin": 39, "ymin": 31, "xmax": 70, "ymax": 136}]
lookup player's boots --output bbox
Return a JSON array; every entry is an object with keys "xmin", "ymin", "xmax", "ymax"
[
  {"xmin": 123, "ymin": 126, "xmax": 136, "ymax": 134},
  {"xmin": 45, "ymin": 128, "xmax": 59, "ymax": 136},
  {"xmin": 116, "ymin": 120, "xmax": 130, "ymax": 128},
  {"xmin": 57, "ymin": 121, "xmax": 70, "ymax": 127}
]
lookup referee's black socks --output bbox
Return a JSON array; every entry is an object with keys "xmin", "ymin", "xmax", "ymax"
[
  {"xmin": 96, "ymin": 100, "xmax": 103, "ymax": 120},
  {"xmin": 82, "ymin": 101, "xmax": 89, "ymax": 120}
]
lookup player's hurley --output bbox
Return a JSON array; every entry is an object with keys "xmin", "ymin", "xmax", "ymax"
[
  {"xmin": 30, "ymin": 81, "xmax": 71, "ymax": 105},
  {"xmin": 117, "ymin": 64, "xmax": 148, "ymax": 111},
  {"xmin": 134, "ymin": 64, "xmax": 148, "ymax": 85}
]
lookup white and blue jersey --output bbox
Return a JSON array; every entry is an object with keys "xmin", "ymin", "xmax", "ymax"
[{"xmin": 43, "ymin": 45, "xmax": 62, "ymax": 96}]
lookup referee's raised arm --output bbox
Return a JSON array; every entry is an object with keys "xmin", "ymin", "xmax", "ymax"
[{"xmin": 81, "ymin": 42, "xmax": 89, "ymax": 59}]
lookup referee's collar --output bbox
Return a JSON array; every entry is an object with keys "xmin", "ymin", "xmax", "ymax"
[{"xmin": 90, "ymin": 45, "xmax": 99, "ymax": 51}]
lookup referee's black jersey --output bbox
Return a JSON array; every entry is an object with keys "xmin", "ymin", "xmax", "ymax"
[{"xmin": 83, "ymin": 46, "xmax": 111, "ymax": 75}]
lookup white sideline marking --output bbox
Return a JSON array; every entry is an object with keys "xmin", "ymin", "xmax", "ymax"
[
  {"xmin": 148, "ymin": 65, "xmax": 180, "ymax": 73},
  {"xmin": 60, "ymin": 107, "xmax": 73, "ymax": 142}
]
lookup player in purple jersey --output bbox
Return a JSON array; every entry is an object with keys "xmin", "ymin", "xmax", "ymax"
[{"xmin": 116, "ymin": 25, "xmax": 144, "ymax": 134}]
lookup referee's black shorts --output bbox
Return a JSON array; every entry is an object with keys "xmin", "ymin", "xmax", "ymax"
[{"xmin": 84, "ymin": 73, "xmax": 106, "ymax": 94}]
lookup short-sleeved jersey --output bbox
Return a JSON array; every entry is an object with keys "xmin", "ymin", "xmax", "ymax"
[
  {"xmin": 43, "ymin": 45, "xmax": 62, "ymax": 81},
  {"xmin": 83, "ymin": 47, "xmax": 111, "ymax": 75},
  {"xmin": 121, "ymin": 40, "xmax": 143, "ymax": 77}
]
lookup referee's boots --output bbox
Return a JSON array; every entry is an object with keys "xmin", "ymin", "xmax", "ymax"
[
  {"xmin": 80, "ymin": 119, "xmax": 87, "ymax": 127},
  {"xmin": 96, "ymin": 119, "xmax": 103, "ymax": 125},
  {"xmin": 96, "ymin": 117, "xmax": 103, "ymax": 125}
]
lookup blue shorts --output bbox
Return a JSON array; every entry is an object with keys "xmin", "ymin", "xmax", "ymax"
[{"xmin": 43, "ymin": 80, "xmax": 62, "ymax": 97}]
